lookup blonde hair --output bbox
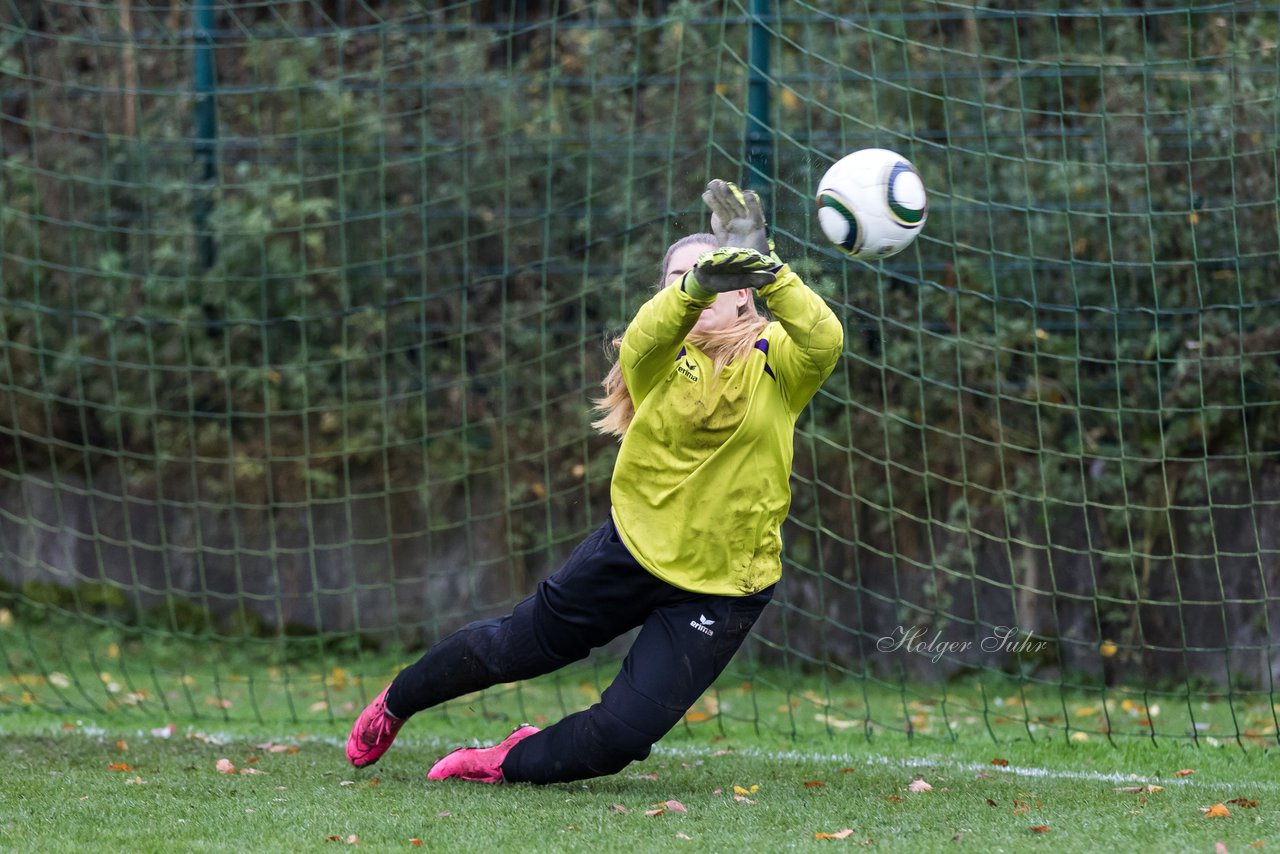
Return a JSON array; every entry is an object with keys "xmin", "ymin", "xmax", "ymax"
[{"xmin": 592, "ymin": 234, "xmax": 771, "ymax": 438}]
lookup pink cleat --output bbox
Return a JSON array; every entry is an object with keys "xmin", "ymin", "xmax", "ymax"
[
  {"xmin": 346, "ymin": 684, "xmax": 405, "ymax": 768},
  {"xmin": 426, "ymin": 724, "xmax": 541, "ymax": 783}
]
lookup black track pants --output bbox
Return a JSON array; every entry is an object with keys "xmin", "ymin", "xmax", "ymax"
[{"xmin": 383, "ymin": 513, "xmax": 774, "ymax": 784}]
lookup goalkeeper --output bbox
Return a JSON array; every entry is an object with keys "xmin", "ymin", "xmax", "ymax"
[{"xmin": 347, "ymin": 180, "xmax": 843, "ymax": 784}]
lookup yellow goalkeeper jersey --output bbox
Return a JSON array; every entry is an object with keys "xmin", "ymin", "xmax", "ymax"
[{"xmin": 610, "ymin": 265, "xmax": 844, "ymax": 596}]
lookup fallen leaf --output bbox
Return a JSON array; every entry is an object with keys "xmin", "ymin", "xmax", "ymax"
[
  {"xmin": 609, "ymin": 805, "xmax": 629, "ymax": 814},
  {"xmin": 675, "ymin": 833, "xmax": 693, "ymax": 840},
  {"xmin": 1115, "ymin": 785, "xmax": 1163, "ymax": 794},
  {"xmin": 815, "ymin": 829, "xmax": 856, "ymax": 840},
  {"xmin": 216, "ymin": 758, "xmax": 236, "ymax": 774},
  {"xmin": 1216, "ymin": 844, "xmax": 1229, "ymax": 854},
  {"xmin": 409, "ymin": 840, "xmax": 423, "ymax": 847},
  {"xmin": 436, "ymin": 811, "xmax": 450, "ymax": 818},
  {"xmin": 885, "ymin": 795, "xmax": 903, "ymax": 803},
  {"xmin": 986, "ymin": 798, "xmax": 998, "ymax": 808},
  {"xmin": 1175, "ymin": 769, "xmax": 1196, "ymax": 777},
  {"xmin": 909, "ymin": 779, "xmax": 933, "ymax": 793},
  {"xmin": 151, "ymin": 724, "xmax": 176, "ymax": 738},
  {"xmin": 991, "ymin": 758, "xmax": 1009, "ymax": 767},
  {"xmin": 124, "ymin": 776, "xmax": 145, "ymax": 785},
  {"xmin": 116, "ymin": 740, "xmax": 128, "ymax": 751},
  {"xmin": 732, "ymin": 795, "xmax": 756, "ymax": 804},
  {"xmin": 804, "ymin": 781, "xmax": 825, "ymax": 788},
  {"xmin": 1030, "ymin": 825, "xmax": 1050, "ymax": 833},
  {"xmin": 838, "ymin": 768, "xmax": 855, "ymax": 774},
  {"xmin": 239, "ymin": 768, "xmax": 262, "ymax": 775},
  {"xmin": 1204, "ymin": 803, "xmax": 1231, "ymax": 818},
  {"xmin": 1227, "ymin": 798, "xmax": 1259, "ymax": 808},
  {"xmin": 733, "ymin": 785, "xmax": 760, "ymax": 795},
  {"xmin": 814, "ymin": 713, "xmax": 861, "ymax": 729},
  {"xmin": 663, "ymin": 800, "xmax": 688, "ymax": 813},
  {"xmin": 107, "ymin": 763, "xmax": 131, "ymax": 772},
  {"xmin": 684, "ymin": 711, "xmax": 712, "ymax": 723},
  {"xmin": 644, "ymin": 808, "xmax": 666, "ymax": 817}
]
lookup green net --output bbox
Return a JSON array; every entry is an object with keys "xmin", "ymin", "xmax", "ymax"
[{"xmin": 1, "ymin": 1, "xmax": 1277, "ymax": 746}]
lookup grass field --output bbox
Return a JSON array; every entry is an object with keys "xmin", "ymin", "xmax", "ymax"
[
  {"xmin": 1, "ymin": 708, "xmax": 1277, "ymax": 853},
  {"xmin": 2, "ymin": 616, "xmax": 1278, "ymax": 851}
]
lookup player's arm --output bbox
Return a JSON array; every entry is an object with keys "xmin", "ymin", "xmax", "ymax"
[
  {"xmin": 619, "ymin": 276, "xmax": 714, "ymax": 406},
  {"xmin": 620, "ymin": 248, "xmax": 779, "ymax": 406},
  {"xmin": 701, "ymin": 178, "xmax": 843, "ymax": 410},
  {"xmin": 758, "ymin": 266, "xmax": 844, "ymax": 412}
]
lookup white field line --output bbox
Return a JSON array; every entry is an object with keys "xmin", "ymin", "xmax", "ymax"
[
  {"xmin": 6, "ymin": 724, "xmax": 1275, "ymax": 790},
  {"xmin": 650, "ymin": 743, "xmax": 1280, "ymax": 790}
]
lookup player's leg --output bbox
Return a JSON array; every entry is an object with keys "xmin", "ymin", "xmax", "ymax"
[
  {"xmin": 384, "ymin": 515, "xmax": 664, "ymax": 714},
  {"xmin": 496, "ymin": 583, "xmax": 775, "ymax": 784},
  {"xmin": 348, "ymin": 514, "xmax": 656, "ymax": 767}
]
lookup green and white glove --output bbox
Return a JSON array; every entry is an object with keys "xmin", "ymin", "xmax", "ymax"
[
  {"xmin": 702, "ymin": 179, "xmax": 771, "ymax": 255},
  {"xmin": 687, "ymin": 246, "xmax": 780, "ymax": 293}
]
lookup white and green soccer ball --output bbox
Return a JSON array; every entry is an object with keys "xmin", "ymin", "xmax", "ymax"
[{"xmin": 815, "ymin": 148, "xmax": 928, "ymax": 259}]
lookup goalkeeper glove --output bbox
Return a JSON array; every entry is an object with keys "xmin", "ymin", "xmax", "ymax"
[
  {"xmin": 687, "ymin": 246, "xmax": 780, "ymax": 293},
  {"xmin": 702, "ymin": 179, "xmax": 771, "ymax": 256}
]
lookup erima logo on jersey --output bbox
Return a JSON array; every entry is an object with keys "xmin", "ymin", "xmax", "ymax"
[
  {"xmin": 676, "ymin": 359, "xmax": 698, "ymax": 382},
  {"xmin": 690, "ymin": 614, "xmax": 715, "ymax": 637}
]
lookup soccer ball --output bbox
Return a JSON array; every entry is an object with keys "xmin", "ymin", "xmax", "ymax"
[{"xmin": 815, "ymin": 148, "xmax": 928, "ymax": 259}]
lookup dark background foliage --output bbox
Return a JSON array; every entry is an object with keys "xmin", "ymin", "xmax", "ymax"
[{"xmin": 1, "ymin": 1, "xmax": 1277, "ymax": 687}]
